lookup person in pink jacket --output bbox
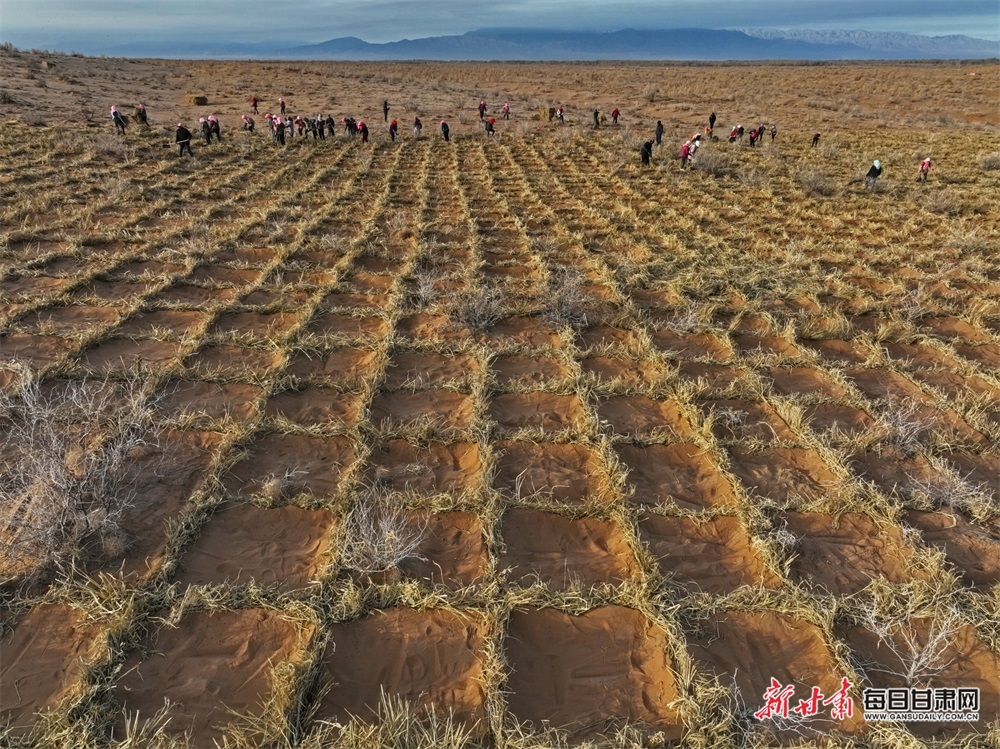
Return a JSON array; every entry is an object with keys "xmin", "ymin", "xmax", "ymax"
[{"xmin": 917, "ymin": 157, "xmax": 932, "ymax": 182}]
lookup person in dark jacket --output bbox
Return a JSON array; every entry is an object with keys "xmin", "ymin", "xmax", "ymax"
[
  {"xmin": 358, "ymin": 120, "xmax": 369, "ymax": 143},
  {"xmin": 208, "ymin": 115, "xmax": 221, "ymax": 141},
  {"xmin": 709, "ymin": 111, "xmax": 716, "ymax": 130},
  {"xmin": 383, "ymin": 100, "xmax": 390, "ymax": 122},
  {"xmin": 440, "ymin": 120, "xmax": 450, "ymax": 141},
  {"xmin": 388, "ymin": 119, "xmax": 398, "ymax": 142},
  {"xmin": 176, "ymin": 123, "xmax": 193, "ymax": 156},
  {"xmin": 640, "ymin": 140, "xmax": 653, "ymax": 166},
  {"xmin": 275, "ymin": 116, "xmax": 286, "ymax": 146},
  {"xmin": 655, "ymin": 120, "xmax": 664, "ymax": 146},
  {"xmin": 134, "ymin": 103, "xmax": 149, "ymax": 128},
  {"xmin": 200, "ymin": 118, "xmax": 211, "ymax": 144},
  {"xmin": 316, "ymin": 115, "xmax": 326, "ymax": 140},
  {"xmin": 413, "ymin": 116, "xmax": 423, "ymax": 136},
  {"xmin": 485, "ymin": 117, "xmax": 496, "ymax": 137},
  {"xmin": 812, "ymin": 132, "xmax": 821, "ymax": 147},
  {"xmin": 111, "ymin": 106, "xmax": 127, "ymax": 134},
  {"xmin": 865, "ymin": 159, "xmax": 883, "ymax": 189},
  {"xmin": 242, "ymin": 114, "xmax": 255, "ymax": 131},
  {"xmin": 593, "ymin": 110, "xmax": 600, "ymax": 128}
]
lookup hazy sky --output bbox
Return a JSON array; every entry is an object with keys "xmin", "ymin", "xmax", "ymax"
[{"xmin": 3, "ymin": 0, "xmax": 998, "ymax": 52}]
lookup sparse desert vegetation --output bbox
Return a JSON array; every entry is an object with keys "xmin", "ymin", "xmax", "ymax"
[{"xmin": 1, "ymin": 48, "xmax": 999, "ymax": 747}]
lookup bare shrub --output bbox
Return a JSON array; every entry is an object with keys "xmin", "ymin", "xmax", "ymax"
[
  {"xmin": 798, "ymin": 167, "xmax": 836, "ymax": 196},
  {"xmin": 976, "ymin": 151, "xmax": 1000, "ymax": 171},
  {"xmin": 451, "ymin": 286, "xmax": 506, "ymax": 330},
  {"xmin": 339, "ymin": 494, "xmax": 428, "ymax": 575},
  {"xmin": 0, "ymin": 90, "xmax": 17, "ymax": 105},
  {"xmin": 0, "ymin": 366, "xmax": 160, "ymax": 583},
  {"xmin": 856, "ymin": 602, "xmax": 962, "ymax": 687},
  {"xmin": 693, "ymin": 149, "xmax": 734, "ymax": 177},
  {"xmin": 543, "ymin": 267, "xmax": 589, "ymax": 329}
]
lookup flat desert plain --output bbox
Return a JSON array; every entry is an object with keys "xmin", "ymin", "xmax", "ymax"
[{"xmin": 1, "ymin": 49, "xmax": 999, "ymax": 748}]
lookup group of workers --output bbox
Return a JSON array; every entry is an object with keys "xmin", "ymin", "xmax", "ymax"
[{"xmin": 112, "ymin": 99, "xmax": 934, "ymax": 186}]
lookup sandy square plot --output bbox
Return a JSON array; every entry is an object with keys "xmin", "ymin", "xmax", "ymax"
[
  {"xmin": 905, "ymin": 510, "xmax": 1000, "ymax": 588},
  {"xmin": 489, "ymin": 392, "xmax": 587, "ymax": 433},
  {"xmin": 597, "ymin": 395, "xmax": 693, "ymax": 439},
  {"xmin": 704, "ymin": 399, "xmax": 797, "ymax": 442},
  {"xmin": 320, "ymin": 608, "xmax": 487, "ymax": 728},
  {"xmin": 490, "ymin": 355, "xmax": 573, "ymax": 388},
  {"xmin": 687, "ymin": 610, "xmax": 865, "ymax": 739},
  {"xmin": 838, "ymin": 620, "xmax": 999, "ymax": 740},
  {"xmin": 505, "ymin": 606, "xmax": 682, "ymax": 739},
  {"xmin": 382, "ymin": 350, "xmax": 480, "ymax": 389},
  {"xmin": 17, "ymin": 304, "xmax": 120, "ymax": 334},
  {"xmin": 116, "ymin": 309, "xmax": 210, "ymax": 337},
  {"xmin": 0, "ymin": 334, "xmax": 75, "ymax": 365},
  {"xmin": 495, "ymin": 441, "xmax": 612, "ymax": 504},
  {"xmin": 640, "ymin": 514, "xmax": 780, "ymax": 593},
  {"xmin": 224, "ymin": 432, "xmax": 355, "ymax": 499},
  {"xmin": 617, "ymin": 443, "xmax": 737, "ymax": 509},
  {"xmin": 159, "ymin": 379, "xmax": 265, "ymax": 422},
  {"xmin": 366, "ymin": 439, "xmax": 482, "ymax": 494},
  {"xmin": 728, "ymin": 447, "xmax": 841, "ymax": 504},
  {"xmin": 369, "ymin": 390, "xmax": 475, "ymax": 432},
  {"xmin": 115, "ymin": 609, "xmax": 311, "ymax": 746},
  {"xmin": 306, "ymin": 312, "xmax": 390, "ymax": 339},
  {"xmin": 499, "ymin": 507, "xmax": 639, "ymax": 588},
  {"xmin": 0, "ymin": 604, "xmax": 103, "ymax": 736},
  {"xmin": 765, "ymin": 366, "xmax": 846, "ymax": 398},
  {"xmin": 264, "ymin": 387, "xmax": 363, "ymax": 428},
  {"xmin": 396, "ymin": 510, "xmax": 489, "ymax": 588},
  {"xmin": 210, "ymin": 311, "xmax": 302, "ymax": 338},
  {"xmin": 651, "ymin": 330, "xmax": 733, "ymax": 361},
  {"xmin": 184, "ymin": 344, "xmax": 285, "ymax": 376},
  {"xmin": 175, "ymin": 503, "xmax": 337, "ymax": 589},
  {"xmin": 285, "ymin": 347, "xmax": 381, "ymax": 387},
  {"xmin": 783, "ymin": 512, "xmax": 925, "ymax": 594}
]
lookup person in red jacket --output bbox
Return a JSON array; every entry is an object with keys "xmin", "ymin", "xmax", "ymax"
[
  {"xmin": 388, "ymin": 118, "xmax": 398, "ymax": 142},
  {"xmin": 611, "ymin": 107, "xmax": 620, "ymax": 124},
  {"xmin": 917, "ymin": 157, "xmax": 932, "ymax": 182},
  {"xmin": 485, "ymin": 116, "xmax": 496, "ymax": 137},
  {"xmin": 358, "ymin": 120, "xmax": 369, "ymax": 143},
  {"xmin": 250, "ymin": 95, "xmax": 259, "ymax": 114}
]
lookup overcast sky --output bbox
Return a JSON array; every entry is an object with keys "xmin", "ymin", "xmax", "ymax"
[{"xmin": 3, "ymin": 0, "xmax": 998, "ymax": 52}]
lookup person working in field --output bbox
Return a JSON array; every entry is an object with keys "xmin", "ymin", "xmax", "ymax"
[
  {"xmin": 388, "ymin": 118, "xmax": 398, "ymax": 142},
  {"xmin": 134, "ymin": 104, "xmax": 149, "ymax": 128},
  {"xmin": 478, "ymin": 100, "xmax": 487, "ymax": 120},
  {"xmin": 640, "ymin": 140, "xmax": 654, "ymax": 166},
  {"xmin": 709, "ymin": 111, "xmax": 717, "ymax": 130},
  {"xmin": 242, "ymin": 114, "xmax": 255, "ymax": 131},
  {"xmin": 383, "ymin": 100, "xmax": 390, "ymax": 122},
  {"xmin": 175, "ymin": 123, "xmax": 193, "ymax": 156},
  {"xmin": 655, "ymin": 120, "xmax": 664, "ymax": 146},
  {"xmin": 502, "ymin": 102, "xmax": 510, "ymax": 119},
  {"xmin": 918, "ymin": 157, "xmax": 932, "ymax": 182},
  {"xmin": 440, "ymin": 120, "xmax": 450, "ymax": 141},
  {"xmin": 111, "ymin": 106, "xmax": 127, "ymax": 134},
  {"xmin": 199, "ymin": 117, "xmax": 211, "ymax": 144},
  {"xmin": 679, "ymin": 139, "xmax": 691, "ymax": 170},
  {"xmin": 250, "ymin": 95, "xmax": 259, "ymax": 114},
  {"xmin": 611, "ymin": 107, "xmax": 620, "ymax": 124},
  {"xmin": 208, "ymin": 115, "xmax": 221, "ymax": 141},
  {"xmin": 413, "ymin": 116, "xmax": 423, "ymax": 136},
  {"xmin": 485, "ymin": 117, "xmax": 496, "ymax": 137},
  {"xmin": 812, "ymin": 132, "xmax": 821, "ymax": 147},
  {"xmin": 865, "ymin": 159, "xmax": 883, "ymax": 189},
  {"xmin": 593, "ymin": 110, "xmax": 600, "ymax": 128}
]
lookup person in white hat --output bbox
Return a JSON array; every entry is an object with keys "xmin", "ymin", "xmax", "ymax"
[{"xmin": 865, "ymin": 159, "xmax": 883, "ymax": 190}]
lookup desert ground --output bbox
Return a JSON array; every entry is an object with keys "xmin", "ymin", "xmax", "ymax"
[{"xmin": 1, "ymin": 47, "xmax": 999, "ymax": 748}]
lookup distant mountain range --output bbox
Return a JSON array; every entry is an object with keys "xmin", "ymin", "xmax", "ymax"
[
  {"xmin": 279, "ymin": 28, "xmax": 999, "ymax": 61},
  {"xmin": 80, "ymin": 27, "xmax": 998, "ymax": 60}
]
